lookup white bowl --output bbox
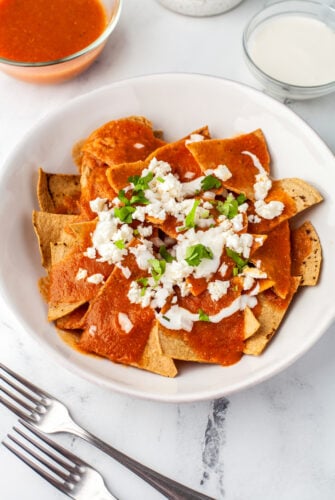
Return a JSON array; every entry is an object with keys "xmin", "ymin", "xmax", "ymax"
[{"xmin": 0, "ymin": 73, "xmax": 334, "ymax": 402}]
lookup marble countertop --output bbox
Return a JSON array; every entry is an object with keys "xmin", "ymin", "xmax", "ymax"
[{"xmin": 1, "ymin": 1, "xmax": 335, "ymax": 499}]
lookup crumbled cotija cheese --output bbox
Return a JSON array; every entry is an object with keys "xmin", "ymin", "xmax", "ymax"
[{"xmin": 118, "ymin": 312, "xmax": 133, "ymax": 333}]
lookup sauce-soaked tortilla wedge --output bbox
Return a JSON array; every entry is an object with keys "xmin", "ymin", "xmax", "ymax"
[
  {"xmin": 243, "ymin": 276, "xmax": 301, "ymax": 355},
  {"xmin": 145, "ymin": 125, "xmax": 211, "ymax": 182},
  {"xmin": 32, "ymin": 211, "xmax": 80, "ymax": 270},
  {"xmin": 79, "ymin": 263, "xmax": 156, "ymax": 363},
  {"xmin": 250, "ymin": 220, "xmax": 291, "ymax": 299},
  {"xmin": 106, "ymin": 126, "xmax": 211, "ymax": 193},
  {"xmin": 186, "ymin": 129, "xmax": 270, "ymax": 200},
  {"xmin": 79, "ymin": 153, "xmax": 117, "ymax": 219},
  {"xmin": 291, "ymin": 220, "xmax": 322, "ymax": 286},
  {"xmin": 81, "ymin": 116, "xmax": 166, "ymax": 166},
  {"xmin": 158, "ymin": 307, "xmax": 259, "ymax": 365},
  {"xmin": 37, "ymin": 168, "xmax": 81, "ymax": 215},
  {"xmin": 158, "ymin": 285, "xmax": 257, "ymax": 365},
  {"xmin": 106, "ymin": 160, "xmax": 146, "ymax": 193},
  {"xmin": 48, "ymin": 240, "xmax": 113, "ymax": 320}
]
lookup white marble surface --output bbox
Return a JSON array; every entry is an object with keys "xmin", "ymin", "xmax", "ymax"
[{"xmin": 1, "ymin": 1, "xmax": 335, "ymax": 499}]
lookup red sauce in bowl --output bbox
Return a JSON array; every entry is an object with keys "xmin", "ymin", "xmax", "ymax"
[{"xmin": 0, "ymin": 0, "xmax": 107, "ymax": 63}]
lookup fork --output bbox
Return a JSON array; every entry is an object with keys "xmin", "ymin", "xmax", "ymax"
[
  {"xmin": 0, "ymin": 363, "xmax": 214, "ymax": 500},
  {"xmin": 3, "ymin": 421, "xmax": 117, "ymax": 499}
]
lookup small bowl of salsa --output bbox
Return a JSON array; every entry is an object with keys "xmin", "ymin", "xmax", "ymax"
[{"xmin": 0, "ymin": 0, "xmax": 122, "ymax": 84}]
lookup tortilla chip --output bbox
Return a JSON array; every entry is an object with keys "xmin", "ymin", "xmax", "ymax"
[
  {"xmin": 243, "ymin": 276, "xmax": 301, "ymax": 355},
  {"xmin": 146, "ymin": 126, "xmax": 211, "ymax": 182},
  {"xmin": 186, "ymin": 129, "xmax": 270, "ymax": 199},
  {"xmin": 81, "ymin": 116, "xmax": 165, "ymax": 166},
  {"xmin": 244, "ymin": 306, "xmax": 260, "ymax": 339},
  {"xmin": 251, "ymin": 220, "xmax": 292, "ymax": 299},
  {"xmin": 106, "ymin": 160, "xmax": 146, "ymax": 192},
  {"xmin": 79, "ymin": 263, "xmax": 157, "ymax": 364},
  {"xmin": 48, "ymin": 301, "xmax": 87, "ymax": 322},
  {"xmin": 32, "ymin": 211, "xmax": 80, "ymax": 269},
  {"xmin": 248, "ymin": 178, "xmax": 323, "ymax": 234},
  {"xmin": 277, "ymin": 178, "xmax": 323, "ymax": 213},
  {"xmin": 55, "ymin": 303, "xmax": 89, "ymax": 330},
  {"xmin": 37, "ymin": 168, "xmax": 81, "ymax": 215},
  {"xmin": 131, "ymin": 323, "xmax": 177, "ymax": 377},
  {"xmin": 79, "ymin": 153, "xmax": 117, "ymax": 218},
  {"xmin": 291, "ymin": 221, "xmax": 322, "ymax": 286},
  {"xmin": 158, "ymin": 298, "xmax": 258, "ymax": 366},
  {"xmin": 38, "ymin": 275, "xmax": 50, "ymax": 302}
]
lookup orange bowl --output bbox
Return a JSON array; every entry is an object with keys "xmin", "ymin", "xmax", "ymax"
[{"xmin": 0, "ymin": 0, "xmax": 122, "ymax": 84}]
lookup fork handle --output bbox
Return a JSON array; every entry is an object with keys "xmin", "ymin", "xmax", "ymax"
[{"xmin": 68, "ymin": 423, "xmax": 214, "ymax": 500}]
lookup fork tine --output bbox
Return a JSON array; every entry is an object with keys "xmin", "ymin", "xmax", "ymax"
[
  {"xmin": 2, "ymin": 438, "xmax": 70, "ymax": 496},
  {"xmin": 0, "ymin": 394, "xmax": 35, "ymax": 422},
  {"xmin": 7, "ymin": 431, "xmax": 72, "ymax": 483},
  {"xmin": 0, "ymin": 383, "xmax": 37, "ymax": 413},
  {"xmin": 1, "ymin": 371, "xmax": 45, "ymax": 405},
  {"xmin": 0, "ymin": 363, "xmax": 51, "ymax": 400},
  {"xmin": 19, "ymin": 419, "xmax": 87, "ymax": 469},
  {"xmin": 14, "ymin": 425, "xmax": 79, "ymax": 475}
]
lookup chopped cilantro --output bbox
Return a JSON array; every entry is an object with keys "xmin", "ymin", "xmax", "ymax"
[
  {"xmin": 114, "ymin": 239, "xmax": 125, "ymax": 249},
  {"xmin": 148, "ymin": 258, "xmax": 166, "ymax": 282},
  {"xmin": 198, "ymin": 309, "xmax": 210, "ymax": 322},
  {"xmin": 128, "ymin": 171, "xmax": 154, "ymax": 191},
  {"xmin": 159, "ymin": 245, "xmax": 175, "ymax": 263},
  {"xmin": 236, "ymin": 193, "xmax": 247, "ymax": 205},
  {"xmin": 185, "ymin": 199, "xmax": 200, "ymax": 229},
  {"xmin": 129, "ymin": 191, "xmax": 149, "ymax": 205},
  {"xmin": 201, "ymin": 175, "xmax": 222, "ymax": 191},
  {"xmin": 157, "ymin": 176, "xmax": 165, "ymax": 183},
  {"xmin": 232, "ymin": 266, "xmax": 239, "ymax": 276},
  {"xmin": 162, "ymin": 315, "xmax": 170, "ymax": 322},
  {"xmin": 117, "ymin": 189, "xmax": 129, "ymax": 205},
  {"xmin": 137, "ymin": 277, "xmax": 149, "ymax": 287},
  {"xmin": 137, "ymin": 277, "xmax": 149, "ymax": 296},
  {"xmin": 226, "ymin": 248, "xmax": 248, "ymax": 271},
  {"xmin": 185, "ymin": 244, "xmax": 213, "ymax": 267},
  {"xmin": 114, "ymin": 206, "xmax": 136, "ymax": 224},
  {"xmin": 216, "ymin": 194, "xmax": 238, "ymax": 219}
]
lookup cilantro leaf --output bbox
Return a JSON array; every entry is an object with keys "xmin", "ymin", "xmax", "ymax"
[
  {"xmin": 185, "ymin": 199, "xmax": 200, "ymax": 229},
  {"xmin": 114, "ymin": 206, "xmax": 136, "ymax": 224},
  {"xmin": 198, "ymin": 309, "xmax": 210, "ymax": 322},
  {"xmin": 118, "ymin": 189, "xmax": 130, "ymax": 206},
  {"xmin": 236, "ymin": 193, "xmax": 247, "ymax": 205},
  {"xmin": 114, "ymin": 239, "xmax": 125, "ymax": 249},
  {"xmin": 148, "ymin": 258, "xmax": 166, "ymax": 282},
  {"xmin": 201, "ymin": 175, "xmax": 222, "ymax": 191},
  {"xmin": 129, "ymin": 191, "xmax": 150, "ymax": 205},
  {"xmin": 136, "ymin": 277, "xmax": 149, "ymax": 296},
  {"xmin": 216, "ymin": 194, "xmax": 238, "ymax": 219},
  {"xmin": 185, "ymin": 244, "xmax": 213, "ymax": 267},
  {"xmin": 226, "ymin": 248, "xmax": 248, "ymax": 271},
  {"xmin": 128, "ymin": 172, "xmax": 154, "ymax": 191},
  {"xmin": 159, "ymin": 245, "xmax": 175, "ymax": 263}
]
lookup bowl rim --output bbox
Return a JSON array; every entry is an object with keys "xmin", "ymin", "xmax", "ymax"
[
  {"xmin": 0, "ymin": 0, "xmax": 122, "ymax": 68},
  {"xmin": 242, "ymin": 0, "xmax": 335, "ymax": 92}
]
